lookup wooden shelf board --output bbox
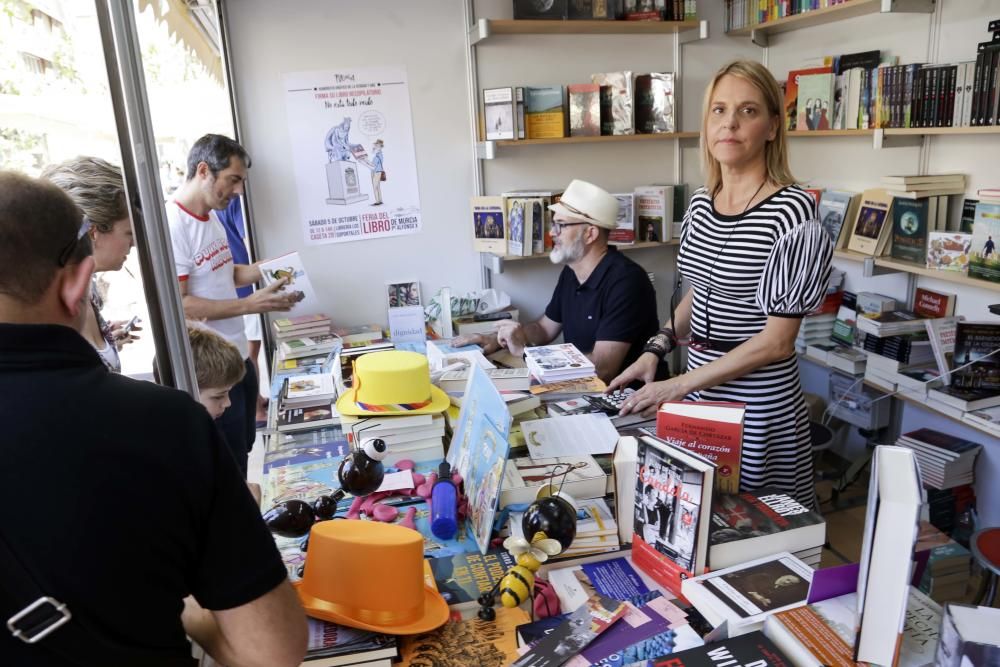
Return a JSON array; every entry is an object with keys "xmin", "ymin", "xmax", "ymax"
[
  {"xmin": 832, "ymin": 250, "xmax": 1000, "ymax": 291},
  {"xmin": 495, "ymin": 132, "xmax": 699, "ymax": 147},
  {"xmin": 787, "ymin": 129, "xmax": 874, "ymax": 137},
  {"xmin": 497, "ymin": 240, "xmax": 678, "ymax": 263},
  {"xmin": 726, "ymin": 0, "xmax": 882, "ymax": 37},
  {"xmin": 486, "ymin": 19, "xmax": 702, "ymax": 36},
  {"xmin": 884, "ymin": 126, "xmax": 1000, "ymax": 136}
]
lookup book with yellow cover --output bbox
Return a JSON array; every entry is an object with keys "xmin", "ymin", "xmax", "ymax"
[
  {"xmin": 847, "ymin": 188, "xmax": 895, "ymax": 256},
  {"xmin": 524, "ymin": 86, "xmax": 566, "ymax": 139},
  {"xmin": 398, "ymin": 607, "xmax": 530, "ymax": 666}
]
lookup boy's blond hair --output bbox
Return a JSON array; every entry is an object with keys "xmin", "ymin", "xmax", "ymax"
[{"xmin": 188, "ymin": 324, "xmax": 245, "ymax": 390}]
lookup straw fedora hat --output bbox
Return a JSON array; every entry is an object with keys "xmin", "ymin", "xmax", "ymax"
[
  {"xmin": 547, "ymin": 179, "xmax": 619, "ymax": 230},
  {"xmin": 335, "ymin": 350, "xmax": 449, "ymax": 416},
  {"xmin": 294, "ymin": 520, "xmax": 449, "ymax": 634}
]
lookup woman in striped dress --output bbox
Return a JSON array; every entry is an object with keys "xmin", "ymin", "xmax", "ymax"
[{"xmin": 612, "ymin": 60, "xmax": 833, "ymax": 508}]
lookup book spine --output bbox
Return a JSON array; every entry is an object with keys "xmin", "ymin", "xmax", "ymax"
[
  {"xmin": 911, "ymin": 67, "xmax": 924, "ymax": 129},
  {"xmin": 972, "ymin": 45, "xmax": 987, "ymax": 126},
  {"xmin": 944, "ymin": 64, "xmax": 957, "ymax": 127},
  {"xmin": 952, "ymin": 62, "xmax": 965, "ymax": 128}
]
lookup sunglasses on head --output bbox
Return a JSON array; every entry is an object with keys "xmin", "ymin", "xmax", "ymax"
[{"xmin": 57, "ymin": 216, "xmax": 92, "ymax": 267}]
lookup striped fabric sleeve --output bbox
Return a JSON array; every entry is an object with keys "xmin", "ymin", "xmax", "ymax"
[{"xmin": 755, "ymin": 219, "xmax": 833, "ymax": 318}]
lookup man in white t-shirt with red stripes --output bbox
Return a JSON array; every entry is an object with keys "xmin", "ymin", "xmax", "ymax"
[{"xmin": 167, "ymin": 134, "xmax": 298, "ymax": 475}]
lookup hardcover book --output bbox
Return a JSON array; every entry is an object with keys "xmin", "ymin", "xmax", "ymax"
[
  {"xmin": 655, "ymin": 401, "xmax": 745, "ymax": 495},
  {"xmin": 708, "ymin": 489, "xmax": 826, "ymax": 571},
  {"xmin": 483, "ymin": 87, "xmax": 516, "ymax": 141},
  {"xmin": 631, "ymin": 433, "xmax": 715, "ymax": 599},
  {"xmin": 505, "ymin": 196, "xmax": 535, "ymax": 257},
  {"xmin": 259, "ymin": 251, "xmax": 322, "ymax": 318},
  {"xmin": 470, "ymin": 195, "xmax": 507, "ymax": 255},
  {"xmin": 847, "ymin": 189, "xmax": 895, "ymax": 255},
  {"xmin": 650, "ymin": 630, "xmax": 793, "ymax": 667},
  {"xmin": 635, "ymin": 185, "xmax": 672, "ymax": 242},
  {"xmin": 680, "ymin": 553, "xmax": 813, "ymax": 635},
  {"xmin": 524, "ymin": 86, "xmax": 567, "ymax": 139},
  {"xmin": 968, "ymin": 200, "xmax": 1000, "ymax": 283},
  {"xmin": 913, "ymin": 287, "xmax": 957, "ymax": 318},
  {"xmin": 399, "ymin": 607, "xmax": 530, "ymax": 666},
  {"xmin": 890, "ymin": 196, "xmax": 936, "ymax": 264},
  {"xmin": 817, "ymin": 190, "xmax": 860, "ymax": 249},
  {"xmin": 926, "ymin": 232, "xmax": 972, "ymax": 271},
  {"xmin": 592, "ymin": 71, "xmax": 634, "ymax": 135},
  {"xmin": 634, "ymin": 73, "xmax": 675, "ymax": 134},
  {"xmin": 796, "ymin": 72, "xmax": 834, "ymax": 130},
  {"xmin": 784, "ymin": 67, "xmax": 833, "ymax": 130},
  {"xmin": 568, "ymin": 83, "xmax": 601, "ymax": 137},
  {"xmin": 303, "ymin": 618, "xmax": 397, "ymax": 665},
  {"xmin": 610, "ymin": 192, "xmax": 636, "ymax": 245},
  {"xmin": 950, "ymin": 321, "xmax": 1000, "ymax": 391}
]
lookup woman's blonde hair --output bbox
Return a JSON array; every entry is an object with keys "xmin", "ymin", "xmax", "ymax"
[
  {"xmin": 41, "ymin": 156, "xmax": 128, "ymax": 233},
  {"xmin": 700, "ymin": 60, "xmax": 795, "ymax": 196}
]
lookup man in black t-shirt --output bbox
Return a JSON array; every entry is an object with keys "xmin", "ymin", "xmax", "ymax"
[
  {"xmin": 455, "ymin": 180, "xmax": 662, "ymax": 383},
  {"xmin": 0, "ymin": 171, "xmax": 306, "ymax": 666}
]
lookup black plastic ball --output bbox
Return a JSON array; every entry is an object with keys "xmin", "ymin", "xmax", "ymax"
[
  {"xmin": 477, "ymin": 605, "xmax": 496, "ymax": 621},
  {"xmin": 262, "ymin": 499, "xmax": 315, "ymax": 538},
  {"xmin": 338, "ymin": 452, "xmax": 385, "ymax": 496},
  {"xmin": 312, "ymin": 495, "xmax": 337, "ymax": 521},
  {"xmin": 521, "ymin": 496, "xmax": 577, "ymax": 551}
]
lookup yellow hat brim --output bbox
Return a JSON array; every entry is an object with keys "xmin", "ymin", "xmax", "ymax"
[{"xmin": 335, "ymin": 384, "xmax": 450, "ymax": 417}]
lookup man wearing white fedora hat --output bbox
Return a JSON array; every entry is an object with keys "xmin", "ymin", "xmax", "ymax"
[{"xmin": 455, "ymin": 179, "xmax": 663, "ymax": 383}]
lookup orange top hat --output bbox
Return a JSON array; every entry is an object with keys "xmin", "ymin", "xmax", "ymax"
[
  {"xmin": 294, "ymin": 520, "xmax": 449, "ymax": 635},
  {"xmin": 335, "ymin": 350, "xmax": 449, "ymax": 416}
]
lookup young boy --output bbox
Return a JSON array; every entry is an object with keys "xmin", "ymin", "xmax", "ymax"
[{"xmin": 189, "ymin": 325, "xmax": 262, "ymax": 502}]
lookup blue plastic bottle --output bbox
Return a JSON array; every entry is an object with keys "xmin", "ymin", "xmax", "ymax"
[{"xmin": 430, "ymin": 460, "xmax": 458, "ymax": 540}]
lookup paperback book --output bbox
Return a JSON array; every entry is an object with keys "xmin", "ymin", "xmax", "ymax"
[
  {"xmin": 968, "ymin": 200, "xmax": 1000, "ymax": 283},
  {"xmin": 649, "ymin": 630, "xmax": 793, "ymax": 667},
  {"xmin": 610, "ymin": 192, "xmax": 636, "ymax": 245},
  {"xmin": 847, "ymin": 189, "xmax": 895, "ymax": 256},
  {"xmin": 634, "ymin": 72, "xmax": 675, "ymax": 134},
  {"xmin": 890, "ymin": 196, "xmax": 936, "ymax": 264},
  {"xmin": 524, "ymin": 86, "xmax": 567, "ymax": 139},
  {"xmin": 427, "ymin": 548, "xmax": 516, "ymax": 610},
  {"xmin": 926, "ymin": 232, "xmax": 972, "ymax": 272},
  {"xmin": 259, "ymin": 251, "xmax": 322, "ymax": 318},
  {"xmin": 399, "ymin": 607, "xmax": 530, "ymax": 667},
  {"xmin": 592, "ymin": 71, "xmax": 634, "ymax": 135},
  {"xmin": 470, "ymin": 196, "xmax": 507, "ymax": 255},
  {"xmin": 655, "ymin": 401, "xmax": 744, "ymax": 495},
  {"xmin": 483, "ymin": 86, "xmax": 516, "ymax": 141},
  {"xmin": 568, "ymin": 83, "xmax": 601, "ymax": 137},
  {"xmin": 817, "ymin": 190, "xmax": 860, "ymax": 249},
  {"xmin": 510, "ymin": 594, "xmax": 627, "ymax": 667}
]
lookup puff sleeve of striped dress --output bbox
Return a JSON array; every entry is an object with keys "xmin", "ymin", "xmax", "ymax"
[{"xmin": 756, "ymin": 220, "xmax": 834, "ymax": 319}]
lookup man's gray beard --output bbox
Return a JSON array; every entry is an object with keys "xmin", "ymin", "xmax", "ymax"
[{"xmin": 550, "ymin": 235, "xmax": 585, "ymax": 265}]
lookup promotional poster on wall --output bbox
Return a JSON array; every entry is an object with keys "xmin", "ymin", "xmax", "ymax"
[{"xmin": 284, "ymin": 65, "xmax": 422, "ymax": 245}]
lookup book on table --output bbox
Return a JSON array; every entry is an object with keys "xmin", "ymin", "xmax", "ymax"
[
  {"xmin": 708, "ymin": 488, "xmax": 826, "ymax": 571},
  {"xmin": 300, "ymin": 618, "xmax": 398, "ymax": 666},
  {"xmin": 499, "ymin": 454, "xmax": 607, "ymax": 508},
  {"xmin": 425, "ymin": 547, "xmax": 516, "ymax": 611},
  {"xmin": 680, "ymin": 552, "xmax": 814, "ymax": 636},
  {"xmin": 630, "ymin": 432, "xmax": 715, "ymax": 599},
  {"xmin": 648, "ymin": 630, "xmax": 793, "ymax": 667},
  {"xmin": 258, "ymin": 251, "xmax": 323, "ymax": 319},
  {"xmin": 280, "ymin": 334, "xmax": 341, "ymax": 360},
  {"xmin": 524, "ymin": 343, "xmax": 596, "ymax": 383},
  {"xmin": 936, "ymin": 603, "xmax": 1000, "ymax": 667},
  {"xmin": 276, "ymin": 404, "xmax": 337, "ymax": 432},
  {"xmin": 854, "ymin": 445, "xmax": 924, "ymax": 667},
  {"xmin": 655, "ymin": 401, "xmax": 745, "ymax": 495},
  {"xmin": 398, "ymin": 606, "xmax": 530, "ymax": 667}
]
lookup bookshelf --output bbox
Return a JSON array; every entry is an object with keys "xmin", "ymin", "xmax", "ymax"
[
  {"xmin": 833, "ymin": 250, "xmax": 1000, "ymax": 293},
  {"xmin": 481, "ymin": 131, "xmax": 700, "ymax": 155},
  {"xmin": 485, "ymin": 240, "xmax": 679, "ymax": 274},
  {"xmin": 725, "ymin": 0, "xmax": 935, "ymax": 47},
  {"xmin": 470, "ymin": 18, "xmax": 706, "ymax": 43}
]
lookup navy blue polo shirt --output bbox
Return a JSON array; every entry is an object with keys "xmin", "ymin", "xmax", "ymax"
[{"xmin": 544, "ymin": 246, "xmax": 660, "ymax": 376}]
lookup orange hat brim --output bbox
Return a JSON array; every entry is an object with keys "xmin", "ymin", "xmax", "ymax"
[{"xmin": 294, "ymin": 581, "xmax": 450, "ymax": 635}]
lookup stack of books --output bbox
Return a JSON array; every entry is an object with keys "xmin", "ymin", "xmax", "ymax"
[
  {"xmin": 499, "ymin": 455, "xmax": 608, "ymax": 508},
  {"xmin": 708, "ymin": 488, "xmax": 826, "ymax": 570},
  {"xmin": 334, "ymin": 324, "xmax": 393, "ymax": 359},
  {"xmin": 338, "ymin": 413, "xmax": 446, "ymax": 467},
  {"xmin": 927, "ymin": 321, "xmax": 1000, "ymax": 412},
  {"xmin": 281, "ymin": 373, "xmax": 336, "ymax": 410},
  {"xmin": 915, "ymin": 521, "xmax": 972, "ymax": 603},
  {"xmin": 279, "ymin": 333, "xmax": 341, "ymax": 361},
  {"xmin": 881, "ymin": 173, "xmax": 966, "ymax": 200},
  {"xmin": 894, "ymin": 428, "xmax": 983, "ymax": 490},
  {"xmin": 509, "ymin": 496, "xmax": 620, "ymax": 559},
  {"xmin": 524, "ymin": 343, "xmax": 596, "ymax": 383},
  {"xmin": 926, "ymin": 485, "xmax": 977, "ymax": 537},
  {"xmin": 856, "ymin": 309, "xmax": 929, "ymax": 337},
  {"xmin": 300, "ymin": 617, "xmax": 398, "ymax": 666},
  {"xmin": 272, "ymin": 313, "xmax": 331, "ymax": 341},
  {"xmin": 794, "ymin": 290, "xmax": 842, "ymax": 355}
]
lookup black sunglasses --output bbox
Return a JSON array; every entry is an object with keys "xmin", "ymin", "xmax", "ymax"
[{"xmin": 57, "ymin": 216, "xmax": 92, "ymax": 267}]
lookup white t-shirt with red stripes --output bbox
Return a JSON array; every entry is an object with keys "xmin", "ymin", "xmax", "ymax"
[{"xmin": 167, "ymin": 201, "xmax": 248, "ymax": 359}]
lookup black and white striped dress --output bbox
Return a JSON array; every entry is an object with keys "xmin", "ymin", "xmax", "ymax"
[{"xmin": 677, "ymin": 185, "xmax": 833, "ymax": 508}]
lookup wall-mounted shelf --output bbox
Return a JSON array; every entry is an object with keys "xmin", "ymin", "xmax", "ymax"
[
  {"xmin": 798, "ymin": 353, "xmax": 998, "ymax": 440},
  {"xmin": 477, "ymin": 132, "xmax": 700, "ymax": 157},
  {"xmin": 483, "ymin": 240, "xmax": 678, "ymax": 274},
  {"xmin": 788, "ymin": 129, "xmax": 874, "ymax": 137},
  {"xmin": 469, "ymin": 18, "xmax": 708, "ymax": 45},
  {"xmin": 832, "ymin": 249, "xmax": 1000, "ymax": 292},
  {"xmin": 726, "ymin": 0, "xmax": 935, "ymax": 47}
]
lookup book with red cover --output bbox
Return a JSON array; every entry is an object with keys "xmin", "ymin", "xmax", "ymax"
[
  {"xmin": 656, "ymin": 401, "xmax": 745, "ymax": 495},
  {"xmin": 913, "ymin": 287, "xmax": 957, "ymax": 318},
  {"xmin": 785, "ymin": 67, "xmax": 834, "ymax": 131},
  {"xmin": 631, "ymin": 433, "xmax": 715, "ymax": 601}
]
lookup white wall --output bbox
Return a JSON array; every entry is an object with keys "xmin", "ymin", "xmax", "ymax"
[
  {"xmin": 223, "ymin": 0, "xmax": 480, "ymax": 326},
  {"xmin": 227, "ymin": 0, "xmax": 999, "ymax": 522}
]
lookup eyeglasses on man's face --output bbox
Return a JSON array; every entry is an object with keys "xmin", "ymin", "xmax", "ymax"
[
  {"xmin": 57, "ymin": 216, "xmax": 92, "ymax": 267},
  {"xmin": 550, "ymin": 221, "xmax": 589, "ymax": 235}
]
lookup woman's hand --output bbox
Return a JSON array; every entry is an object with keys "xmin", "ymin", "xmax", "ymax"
[
  {"xmin": 606, "ymin": 352, "xmax": 659, "ymax": 393},
  {"xmin": 618, "ymin": 377, "xmax": 689, "ymax": 417},
  {"xmin": 108, "ymin": 319, "xmax": 141, "ymax": 350}
]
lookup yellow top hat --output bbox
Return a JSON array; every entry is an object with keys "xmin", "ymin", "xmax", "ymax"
[
  {"xmin": 335, "ymin": 350, "xmax": 449, "ymax": 416},
  {"xmin": 294, "ymin": 520, "xmax": 449, "ymax": 634}
]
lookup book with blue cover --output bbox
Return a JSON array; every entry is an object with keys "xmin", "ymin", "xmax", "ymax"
[{"xmin": 447, "ymin": 363, "xmax": 513, "ymax": 554}]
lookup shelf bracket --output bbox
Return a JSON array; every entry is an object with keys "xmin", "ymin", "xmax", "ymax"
[
  {"xmin": 749, "ymin": 28, "xmax": 768, "ymax": 48},
  {"xmin": 677, "ymin": 20, "xmax": 709, "ymax": 45},
  {"xmin": 475, "ymin": 141, "xmax": 496, "ymax": 160},
  {"xmin": 872, "ymin": 129, "xmax": 923, "ymax": 150},
  {"xmin": 861, "ymin": 256, "xmax": 900, "ymax": 278},
  {"xmin": 481, "ymin": 252, "xmax": 504, "ymax": 276},
  {"xmin": 881, "ymin": 0, "xmax": 935, "ymax": 14},
  {"xmin": 468, "ymin": 17, "xmax": 490, "ymax": 46}
]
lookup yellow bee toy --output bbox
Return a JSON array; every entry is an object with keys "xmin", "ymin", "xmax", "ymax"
[{"xmin": 498, "ymin": 532, "xmax": 562, "ymax": 608}]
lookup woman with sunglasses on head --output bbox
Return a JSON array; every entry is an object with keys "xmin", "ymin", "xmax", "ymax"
[
  {"xmin": 610, "ymin": 60, "xmax": 833, "ymax": 508},
  {"xmin": 42, "ymin": 157, "xmax": 139, "ymax": 372}
]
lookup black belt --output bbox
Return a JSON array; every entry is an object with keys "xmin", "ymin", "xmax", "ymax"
[{"xmin": 688, "ymin": 335, "xmax": 749, "ymax": 353}]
